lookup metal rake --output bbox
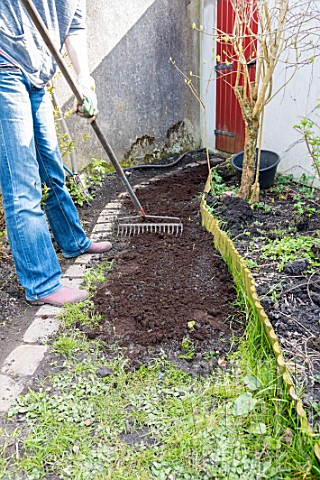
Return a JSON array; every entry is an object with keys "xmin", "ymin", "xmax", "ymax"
[
  {"xmin": 22, "ymin": 0, "xmax": 183, "ymax": 238},
  {"xmin": 117, "ymin": 215, "xmax": 183, "ymax": 237}
]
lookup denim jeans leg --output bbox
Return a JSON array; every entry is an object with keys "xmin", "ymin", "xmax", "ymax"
[
  {"xmin": 0, "ymin": 71, "xmax": 62, "ymax": 300},
  {"xmin": 31, "ymin": 87, "xmax": 92, "ymax": 258}
]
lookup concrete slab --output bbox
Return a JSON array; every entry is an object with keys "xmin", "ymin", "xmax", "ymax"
[
  {"xmin": 92, "ymin": 223, "xmax": 113, "ymax": 233},
  {"xmin": 103, "ymin": 202, "xmax": 122, "ymax": 209},
  {"xmin": 2, "ymin": 345, "xmax": 48, "ymax": 377},
  {"xmin": 35, "ymin": 304, "xmax": 62, "ymax": 317},
  {"xmin": 59, "ymin": 277, "xmax": 84, "ymax": 288},
  {"xmin": 96, "ymin": 214, "xmax": 118, "ymax": 223},
  {"xmin": 74, "ymin": 254, "xmax": 93, "ymax": 265},
  {"xmin": 63, "ymin": 265, "xmax": 85, "ymax": 278},
  {"xmin": 0, "ymin": 375, "xmax": 25, "ymax": 412},
  {"xmin": 90, "ymin": 231, "xmax": 108, "ymax": 241},
  {"xmin": 23, "ymin": 317, "xmax": 60, "ymax": 344}
]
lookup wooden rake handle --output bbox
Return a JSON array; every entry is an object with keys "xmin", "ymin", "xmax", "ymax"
[{"xmin": 20, "ymin": 0, "xmax": 146, "ymax": 216}]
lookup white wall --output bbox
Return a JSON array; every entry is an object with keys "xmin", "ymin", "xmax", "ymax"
[
  {"xmin": 200, "ymin": 0, "xmax": 320, "ymax": 181},
  {"xmin": 262, "ymin": 63, "xmax": 320, "ymax": 181}
]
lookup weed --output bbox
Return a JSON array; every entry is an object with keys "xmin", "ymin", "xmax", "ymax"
[
  {"xmin": 210, "ymin": 168, "xmax": 232, "ymax": 198},
  {"xmin": 66, "ymin": 158, "xmax": 109, "ymax": 206},
  {"xmin": 58, "ymin": 299, "xmax": 102, "ymax": 329},
  {"xmin": 40, "ymin": 183, "xmax": 50, "ymax": 206},
  {"xmin": 86, "ymin": 158, "xmax": 109, "ymax": 187},
  {"xmin": 261, "ymin": 234, "xmax": 320, "ymax": 271},
  {"xmin": 179, "ymin": 336, "xmax": 195, "ymax": 359},
  {"xmin": 52, "ymin": 331, "xmax": 92, "ymax": 357},
  {"xmin": 294, "ymin": 107, "xmax": 320, "ymax": 183},
  {"xmin": 269, "ymin": 226, "xmax": 296, "ymax": 238},
  {"xmin": 245, "ymin": 258, "xmax": 259, "ymax": 269},
  {"xmin": 253, "ymin": 202, "xmax": 272, "ymax": 213},
  {"xmin": 66, "ymin": 176, "xmax": 93, "ymax": 206},
  {"xmin": 83, "ymin": 260, "xmax": 114, "ymax": 291}
]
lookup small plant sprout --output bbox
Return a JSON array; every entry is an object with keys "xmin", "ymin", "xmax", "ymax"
[
  {"xmin": 179, "ymin": 336, "xmax": 195, "ymax": 359},
  {"xmin": 187, "ymin": 320, "xmax": 196, "ymax": 330}
]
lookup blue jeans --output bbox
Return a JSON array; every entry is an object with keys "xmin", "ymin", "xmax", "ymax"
[{"xmin": 0, "ymin": 57, "xmax": 91, "ymax": 300}]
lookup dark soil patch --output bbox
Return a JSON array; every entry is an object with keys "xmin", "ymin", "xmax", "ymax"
[
  {"xmin": 206, "ymin": 161, "xmax": 320, "ymax": 428},
  {"xmin": 0, "ymin": 151, "xmax": 241, "ymax": 378},
  {"xmin": 80, "ymin": 161, "xmax": 243, "ymax": 373},
  {"xmin": 0, "ymin": 152, "xmax": 188, "ymax": 362}
]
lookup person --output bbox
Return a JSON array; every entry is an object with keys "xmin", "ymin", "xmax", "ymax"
[{"xmin": 0, "ymin": 0, "xmax": 112, "ymax": 307}]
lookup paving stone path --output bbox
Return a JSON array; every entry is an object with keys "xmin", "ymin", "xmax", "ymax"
[{"xmin": 0, "ymin": 200, "xmax": 122, "ymax": 413}]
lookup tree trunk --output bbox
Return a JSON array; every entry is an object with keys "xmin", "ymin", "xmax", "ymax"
[{"xmin": 238, "ymin": 118, "xmax": 259, "ymax": 200}]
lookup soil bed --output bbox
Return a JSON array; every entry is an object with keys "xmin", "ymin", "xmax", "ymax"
[
  {"xmin": 205, "ymin": 161, "xmax": 320, "ymax": 428},
  {"xmin": 82, "ymin": 160, "xmax": 243, "ymax": 374},
  {"xmin": 0, "ymin": 151, "xmax": 242, "ymax": 376}
]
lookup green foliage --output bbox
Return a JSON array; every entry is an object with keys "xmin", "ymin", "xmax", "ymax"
[
  {"xmin": 3, "ymin": 338, "xmax": 318, "ymax": 479},
  {"xmin": 57, "ymin": 132, "xmax": 75, "ymax": 158},
  {"xmin": 52, "ymin": 332, "xmax": 92, "ymax": 357},
  {"xmin": 179, "ymin": 336, "xmax": 195, "ymax": 359},
  {"xmin": 233, "ymin": 392, "xmax": 258, "ymax": 416},
  {"xmin": 294, "ymin": 102, "xmax": 320, "ymax": 182},
  {"xmin": 40, "ymin": 183, "xmax": 50, "ymax": 206},
  {"xmin": 292, "ymin": 192, "xmax": 317, "ymax": 217},
  {"xmin": 261, "ymin": 234, "xmax": 320, "ymax": 271},
  {"xmin": 253, "ymin": 202, "xmax": 272, "ymax": 213},
  {"xmin": 83, "ymin": 260, "xmax": 114, "ymax": 291},
  {"xmin": 66, "ymin": 176, "xmax": 93, "ymax": 206},
  {"xmin": 210, "ymin": 168, "xmax": 231, "ymax": 197},
  {"xmin": 66, "ymin": 158, "xmax": 110, "ymax": 206},
  {"xmin": 86, "ymin": 158, "xmax": 109, "ymax": 187},
  {"xmin": 245, "ymin": 258, "xmax": 259, "ymax": 269},
  {"xmin": 58, "ymin": 298, "xmax": 102, "ymax": 330},
  {"xmin": 269, "ymin": 173, "xmax": 294, "ymax": 197}
]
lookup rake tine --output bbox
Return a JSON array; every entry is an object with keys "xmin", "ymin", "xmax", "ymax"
[{"xmin": 116, "ymin": 218, "xmax": 183, "ymax": 237}]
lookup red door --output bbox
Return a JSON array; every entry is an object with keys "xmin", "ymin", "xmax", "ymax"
[{"xmin": 215, "ymin": 0, "xmax": 257, "ymax": 153}]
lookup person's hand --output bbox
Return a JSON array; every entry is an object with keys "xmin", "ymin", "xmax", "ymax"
[{"xmin": 73, "ymin": 75, "xmax": 99, "ymax": 118}]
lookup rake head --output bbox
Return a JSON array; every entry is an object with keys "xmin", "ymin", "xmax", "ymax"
[{"xmin": 116, "ymin": 215, "xmax": 183, "ymax": 237}]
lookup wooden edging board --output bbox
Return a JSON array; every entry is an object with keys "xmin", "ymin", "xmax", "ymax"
[{"xmin": 201, "ymin": 173, "xmax": 320, "ymax": 460}]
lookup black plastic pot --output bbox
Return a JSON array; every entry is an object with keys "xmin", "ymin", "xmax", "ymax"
[{"xmin": 231, "ymin": 149, "xmax": 281, "ymax": 189}]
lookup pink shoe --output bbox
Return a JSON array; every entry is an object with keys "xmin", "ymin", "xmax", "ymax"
[
  {"xmin": 86, "ymin": 241, "xmax": 113, "ymax": 254},
  {"xmin": 29, "ymin": 286, "xmax": 89, "ymax": 307}
]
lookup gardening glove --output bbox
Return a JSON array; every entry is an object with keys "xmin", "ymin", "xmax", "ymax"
[{"xmin": 73, "ymin": 74, "xmax": 99, "ymax": 118}]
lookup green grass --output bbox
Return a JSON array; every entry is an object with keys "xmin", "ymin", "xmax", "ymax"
[
  {"xmin": 1, "ymin": 335, "xmax": 318, "ymax": 479},
  {"xmin": 83, "ymin": 260, "xmax": 114, "ymax": 291},
  {"xmin": 0, "ymin": 261, "xmax": 319, "ymax": 479}
]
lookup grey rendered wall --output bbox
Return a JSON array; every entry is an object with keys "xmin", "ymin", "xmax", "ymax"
[{"xmin": 58, "ymin": 0, "xmax": 201, "ymax": 170}]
